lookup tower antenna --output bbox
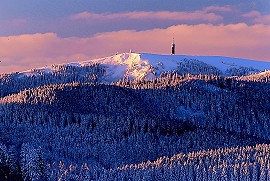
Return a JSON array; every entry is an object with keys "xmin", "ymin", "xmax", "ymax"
[{"xmin": 171, "ymin": 34, "xmax": 175, "ymax": 55}]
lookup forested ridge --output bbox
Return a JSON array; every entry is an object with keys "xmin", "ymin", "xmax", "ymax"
[
  {"xmin": 0, "ymin": 60, "xmax": 270, "ymax": 180},
  {"xmin": 0, "ymin": 63, "xmax": 105, "ymax": 97}
]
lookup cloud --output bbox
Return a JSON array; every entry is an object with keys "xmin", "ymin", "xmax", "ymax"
[
  {"xmin": 242, "ymin": 11, "xmax": 270, "ymax": 24},
  {"xmin": 71, "ymin": 11, "xmax": 223, "ymax": 22},
  {"xmin": 203, "ymin": 5, "xmax": 232, "ymax": 13},
  {"xmin": 0, "ymin": 33, "xmax": 93, "ymax": 72},
  {"xmin": 93, "ymin": 23, "xmax": 270, "ymax": 60},
  {"xmin": 242, "ymin": 11, "xmax": 261, "ymax": 18},
  {"xmin": 1, "ymin": 23, "xmax": 270, "ymax": 73},
  {"xmin": 5, "ymin": 19, "xmax": 28, "ymax": 26},
  {"xmin": 0, "ymin": 18, "xmax": 28, "ymax": 35},
  {"xmin": 254, "ymin": 14, "xmax": 270, "ymax": 24}
]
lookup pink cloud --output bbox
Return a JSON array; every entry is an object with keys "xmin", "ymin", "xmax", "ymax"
[
  {"xmin": 0, "ymin": 33, "xmax": 93, "ymax": 73},
  {"xmin": 242, "ymin": 11, "xmax": 261, "ymax": 18},
  {"xmin": 71, "ymin": 11, "xmax": 223, "ymax": 22},
  {"xmin": 7, "ymin": 19, "xmax": 28, "ymax": 26},
  {"xmin": 242, "ymin": 11, "xmax": 270, "ymax": 24},
  {"xmin": 1, "ymin": 23, "xmax": 270, "ymax": 73},
  {"xmin": 0, "ymin": 18, "xmax": 28, "ymax": 34},
  {"xmin": 92, "ymin": 23, "xmax": 270, "ymax": 60},
  {"xmin": 203, "ymin": 6, "xmax": 232, "ymax": 13},
  {"xmin": 254, "ymin": 15, "xmax": 270, "ymax": 24}
]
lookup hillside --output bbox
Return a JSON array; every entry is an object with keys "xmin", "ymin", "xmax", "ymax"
[
  {"xmin": 23, "ymin": 53, "xmax": 270, "ymax": 80},
  {"xmin": 89, "ymin": 53, "xmax": 270, "ymax": 80},
  {"xmin": 5, "ymin": 53, "xmax": 270, "ymax": 80},
  {"xmin": 237, "ymin": 70, "xmax": 270, "ymax": 82},
  {"xmin": 0, "ymin": 53, "xmax": 270, "ymax": 180},
  {"xmin": 1, "ymin": 52, "xmax": 270, "ymax": 98}
]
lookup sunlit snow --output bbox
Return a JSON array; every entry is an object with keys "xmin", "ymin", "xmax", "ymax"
[{"xmin": 18, "ymin": 53, "xmax": 270, "ymax": 82}]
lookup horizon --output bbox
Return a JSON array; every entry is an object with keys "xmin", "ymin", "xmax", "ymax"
[
  {"xmin": 1, "ymin": 0, "xmax": 270, "ymax": 73},
  {"xmin": 4, "ymin": 52, "xmax": 270, "ymax": 75}
]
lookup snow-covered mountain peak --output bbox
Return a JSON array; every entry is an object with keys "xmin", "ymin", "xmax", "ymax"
[
  {"xmin": 8, "ymin": 52, "xmax": 270, "ymax": 83},
  {"xmin": 83, "ymin": 52, "xmax": 270, "ymax": 82},
  {"xmin": 84, "ymin": 53, "xmax": 156, "ymax": 81}
]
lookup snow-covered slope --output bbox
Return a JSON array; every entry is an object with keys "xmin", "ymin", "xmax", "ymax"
[
  {"xmin": 84, "ymin": 53, "xmax": 270, "ymax": 81},
  {"xmin": 237, "ymin": 70, "xmax": 270, "ymax": 82},
  {"xmin": 18, "ymin": 53, "xmax": 270, "ymax": 82}
]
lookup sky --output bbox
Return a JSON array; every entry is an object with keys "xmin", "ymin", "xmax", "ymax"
[{"xmin": 0, "ymin": 0, "xmax": 270, "ymax": 73}]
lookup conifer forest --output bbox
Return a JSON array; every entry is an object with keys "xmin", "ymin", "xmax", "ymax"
[{"xmin": 0, "ymin": 57, "xmax": 270, "ymax": 180}]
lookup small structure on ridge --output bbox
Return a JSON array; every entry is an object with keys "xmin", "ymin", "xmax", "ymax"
[{"xmin": 171, "ymin": 35, "xmax": 175, "ymax": 55}]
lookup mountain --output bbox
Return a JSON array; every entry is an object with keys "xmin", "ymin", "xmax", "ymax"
[
  {"xmin": 87, "ymin": 53, "xmax": 270, "ymax": 81},
  {"xmin": 0, "ymin": 53, "xmax": 270, "ymax": 180},
  {"xmin": 13, "ymin": 53, "xmax": 270, "ymax": 82},
  {"xmin": 1, "ymin": 52, "xmax": 269, "ymax": 98}
]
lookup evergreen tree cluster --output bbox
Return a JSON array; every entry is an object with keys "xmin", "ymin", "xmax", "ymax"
[
  {"xmin": 0, "ymin": 63, "xmax": 269, "ymax": 180},
  {"xmin": 101, "ymin": 144, "xmax": 270, "ymax": 181},
  {"xmin": 0, "ymin": 63, "xmax": 105, "ymax": 97}
]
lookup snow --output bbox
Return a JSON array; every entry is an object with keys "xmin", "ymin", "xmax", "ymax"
[
  {"xmin": 188, "ymin": 55, "xmax": 270, "ymax": 72},
  {"xmin": 238, "ymin": 70, "xmax": 270, "ymax": 81},
  {"xmin": 66, "ymin": 62, "xmax": 82, "ymax": 67},
  {"xmin": 140, "ymin": 53, "xmax": 270, "ymax": 73},
  {"xmin": 85, "ymin": 53, "xmax": 270, "ymax": 81},
  {"xmin": 16, "ymin": 52, "xmax": 270, "ymax": 82}
]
